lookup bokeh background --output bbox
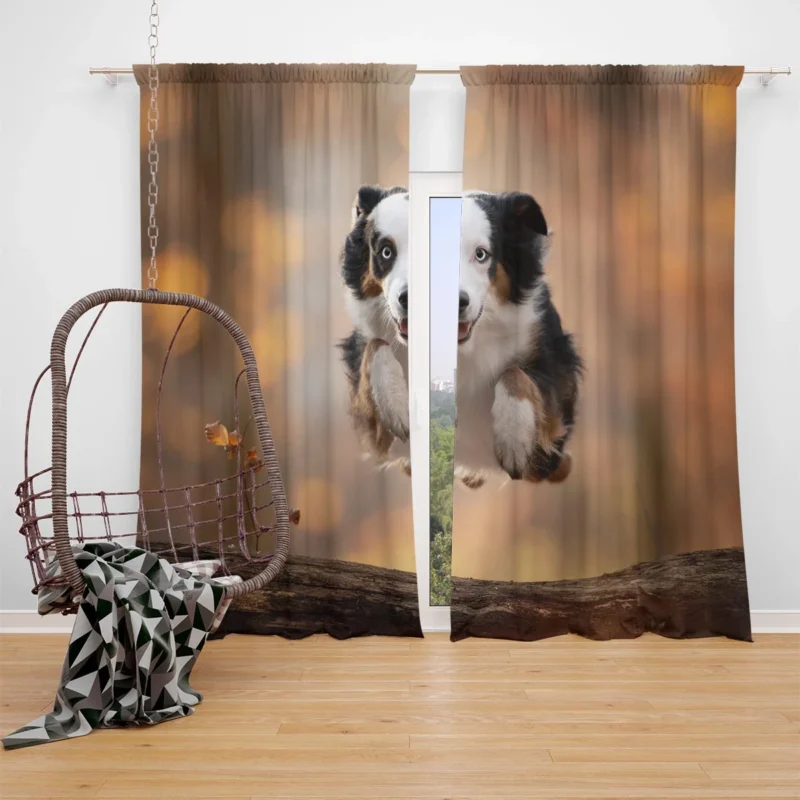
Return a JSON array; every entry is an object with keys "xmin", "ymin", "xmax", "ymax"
[
  {"xmin": 135, "ymin": 64, "xmax": 416, "ymax": 573},
  {"xmin": 453, "ymin": 65, "xmax": 746, "ymax": 582}
]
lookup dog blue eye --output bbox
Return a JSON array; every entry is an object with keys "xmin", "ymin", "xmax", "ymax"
[
  {"xmin": 475, "ymin": 247, "xmax": 489, "ymax": 263},
  {"xmin": 381, "ymin": 245, "xmax": 393, "ymax": 260}
]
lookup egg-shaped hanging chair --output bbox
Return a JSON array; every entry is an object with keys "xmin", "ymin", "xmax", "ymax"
[
  {"xmin": 14, "ymin": 2, "xmax": 292, "ymax": 612},
  {"xmin": 16, "ymin": 288, "xmax": 292, "ymax": 613}
]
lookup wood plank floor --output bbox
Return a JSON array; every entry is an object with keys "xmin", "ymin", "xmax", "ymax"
[{"xmin": 1, "ymin": 632, "xmax": 798, "ymax": 798}]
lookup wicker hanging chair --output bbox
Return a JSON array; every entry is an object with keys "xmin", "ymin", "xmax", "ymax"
[
  {"xmin": 13, "ymin": 6, "xmax": 291, "ymax": 613},
  {"xmin": 16, "ymin": 288, "xmax": 291, "ymax": 612}
]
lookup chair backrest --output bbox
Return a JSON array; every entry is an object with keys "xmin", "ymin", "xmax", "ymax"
[{"xmin": 47, "ymin": 288, "xmax": 290, "ymax": 602}]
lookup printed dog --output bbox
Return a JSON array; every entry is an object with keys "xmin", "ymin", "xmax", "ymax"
[
  {"xmin": 454, "ymin": 191, "xmax": 582, "ymax": 486},
  {"xmin": 339, "ymin": 185, "xmax": 582, "ymax": 485},
  {"xmin": 339, "ymin": 185, "xmax": 411, "ymax": 469}
]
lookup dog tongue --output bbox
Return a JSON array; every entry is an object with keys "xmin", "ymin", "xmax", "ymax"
[
  {"xmin": 457, "ymin": 321, "xmax": 471, "ymax": 341},
  {"xmin": 399, "ymin": 318, "xmax": 408, "ymax": 335}
]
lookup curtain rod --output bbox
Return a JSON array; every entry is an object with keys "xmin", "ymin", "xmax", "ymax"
[{"xmin": 89, "ymin": 65, "xmax": 792, "ymax": 85}]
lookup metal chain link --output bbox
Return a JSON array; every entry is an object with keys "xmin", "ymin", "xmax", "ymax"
[{"xmin": 146, "ymin": 2, "xmax": 160, "ymax": 290}]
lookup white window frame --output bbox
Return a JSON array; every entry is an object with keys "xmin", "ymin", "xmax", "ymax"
[
  {"xmin": 409, "ymin": 171, "xmax": 463, "ymax": 633},
  {"xmin": 408, "ymin": 73, "xmax": 465, "ymax": 632}
]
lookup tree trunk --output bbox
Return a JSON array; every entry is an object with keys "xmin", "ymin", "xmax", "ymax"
[
  {"xmin": 211, "ymin": 554, "xmax": 423, "ymax": 640},
  {"xmin": 450, "ymin": 547, "xmax": 751, "ymax": 642},
  {"xmin": 209, "ymin": 547, "xmax": 750, "ymax": 643}
]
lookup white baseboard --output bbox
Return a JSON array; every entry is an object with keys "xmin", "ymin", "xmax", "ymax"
[
  {"xmin": 750, "ymin": 610, "xmax": 800, "ymax": 634},
  {"xmin": 1, "ymin": 609, "xmax": 798, "ymax": 635},
  {"xmin": 0, "ymin": 611, "xmax": 74, "ymax": 633}
]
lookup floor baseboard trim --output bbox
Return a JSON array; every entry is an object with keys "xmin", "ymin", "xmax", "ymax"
[
  {"xmin": 0, "ymin": 610, "xmax": 74, "ymax": 633},
  {"xmin": 750, "ymin": 610, "xmax": 800, "ymax": 634},
  {"xmin": 2, "ymin": 609, "xmax": 798, "ymax": 635}
]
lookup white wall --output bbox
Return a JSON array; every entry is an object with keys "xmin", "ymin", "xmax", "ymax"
[{"xmin": 1, "ymin": 0, "xmax": 798, "ymax": 615}]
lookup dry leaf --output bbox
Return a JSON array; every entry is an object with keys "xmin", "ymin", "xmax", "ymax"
[
  {"xmin": 289, "ymin": 508, "xmax": 301, "ymax": 525},
  {"xmin": 205, "ymin": 420, "xmax": 241, "ymax": 458},
  {"xmin": 205, "ymin": 420, "xmax": 230, "ymax": 446},
  {"xmin": 226, "ymin": 431, "xmax": 241, "ymax": 459},
  {"xmin": 245, "ymin": 448, "xmax": 264, "ymax": 472}
]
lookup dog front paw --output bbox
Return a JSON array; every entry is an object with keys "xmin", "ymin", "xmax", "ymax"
[
  {"xmin": 370, "ymin": 342, "xmax": 409, "ymax": 442},
  {"xmin": 491, "ymin": 367, "xmax": 537, "ymax": 479},
  {"xmin": 454, "ymin": 465, "xmax": 486, "ymax": 490}
]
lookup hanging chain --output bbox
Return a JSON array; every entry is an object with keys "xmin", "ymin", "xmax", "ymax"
[{"xmin": 146, "ymin": 2, "xmax": 160, "ymax": 290}]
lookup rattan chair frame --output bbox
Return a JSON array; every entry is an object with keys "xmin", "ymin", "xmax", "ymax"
[{"xmin": 33, "ymin": 287, "xmax": 289, "ymax": 604}]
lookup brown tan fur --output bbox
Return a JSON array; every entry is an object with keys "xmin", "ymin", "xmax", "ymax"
[
  {"xmin": 490, "ymin": 261, "xmax": 513, "ymax": 303},
  {"xmin": 492, "ymin": 297, "xmax": 565, "ymax": 450},
  {"xmin": 497, "ymin": 365, "xmax": 572, "ymax": 484},
  {"xmin": 360, "ymin": 270, "xmax": 383, "ymax": 298},
  {"xmin": 499, "ymin": 365, "xmax": 566, "ymax": 455},
  {"xmin": 349, "ymin": 339, "xmax": 396, "ymax": 460},
  {"xmin": 359, "ymin": 218, "xmax": 384, "ymax": 298},
  {"xmin": 456, "ymin": 467, "xmax": 487, "ymax": 490},
  {"xmin": 544, "ymin": 451, "xmax": 572, "ymax": 483}
]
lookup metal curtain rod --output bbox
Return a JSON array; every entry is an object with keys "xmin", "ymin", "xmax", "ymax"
[{"xmin": 89, "ymin": 65, "xmax": 792, "ymax": 86}]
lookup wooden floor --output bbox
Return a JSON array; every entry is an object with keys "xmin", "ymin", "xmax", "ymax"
[{"xmin": 0, "ymin": 632, "xmax": 798, "ymax": 798}]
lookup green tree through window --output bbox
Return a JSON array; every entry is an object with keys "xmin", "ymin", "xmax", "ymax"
[
  {"xmin": 429, "ymin": 196, "xmax": 461, "ymax": 607},
  {"xmin": 430, "ymin": 390, "xmax": 455, "ymax": 605}
]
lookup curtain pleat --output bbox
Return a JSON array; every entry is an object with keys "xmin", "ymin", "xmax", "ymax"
[
  {"xmin": 460, "ymin": 65, "xmax": 744, "ymax": 86},
  {"xmin": 133, "ymin": 63, "xmax": 416, "ymax": 84}
]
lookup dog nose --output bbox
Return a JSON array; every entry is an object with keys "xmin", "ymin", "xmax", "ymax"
[
  {"xmin": 459, "ymin": 291, "xmax": 470, "ymax": 312},
  {"xmin": 398, "ymin": 289, "xmax": 408, "ymax": 311}
]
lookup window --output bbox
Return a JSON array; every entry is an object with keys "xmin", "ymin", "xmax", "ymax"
[
  {"xmin": 408, "ymin": 75, "xmax": 465, "ymax": 631},
  {"xmin": 429, "ymin": 197, "xmax": 461, "ymax": 606},
  {"xmin": 408, "ymin": 172, "xmax": 462, "ymax": 631}
]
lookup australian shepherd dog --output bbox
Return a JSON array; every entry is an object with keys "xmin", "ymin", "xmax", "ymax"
[{"xmin": 339, "ymin": 185, "xmax": 582, "ymax": 486}]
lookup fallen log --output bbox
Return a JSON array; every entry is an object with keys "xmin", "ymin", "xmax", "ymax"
[
  {"xmin": 211, "ymin": 553, "xmax": 423, "ymax": 640},
  {"xmin": 450, "ymin": 547, "xmax": 751, "ymax": 643}
]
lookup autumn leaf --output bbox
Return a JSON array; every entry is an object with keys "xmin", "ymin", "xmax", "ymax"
[
  {"xmin": 205, "ymin": 420, "xmax": 241, "ymax": 459},
  {"xmin": 204, "ymin": 420, "xmax": 229, "ymax": 446},
  {"xmin": 245, "ymin": 448, "xmax": 264, "ymax": 472},
  {"xmin": 289, "ymin": 508, "xmax": 301, "ymax": 525}
]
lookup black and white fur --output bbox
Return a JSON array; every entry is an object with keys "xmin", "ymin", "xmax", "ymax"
[
  {"xmin": 339, "ymin": 186, "xmax": 411, "ymax": 467},
  {"xmin": 455, "ymin": 191, "xmax": 582, "ymax": 485},
  {"xmin": 339, "ymin": 185, "xmax": 581, "ymax": 485}
]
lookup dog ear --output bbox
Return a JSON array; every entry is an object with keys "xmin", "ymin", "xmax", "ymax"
[
  {"xmin": 353, "ymin": 185, "xmax": 385, "ymax": 219},
  {"xmin": 506, "ymin": 192, "xmax": 548, "ymax": 237}
]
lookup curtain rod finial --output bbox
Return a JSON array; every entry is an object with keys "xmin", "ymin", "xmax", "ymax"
[
  {"xmin": 88, "ymin": 67, "xmax": 120, "ymax": 86},
  {"xmin": 759, "ymin": 66, "xmax": 791, "ymax": 86}
]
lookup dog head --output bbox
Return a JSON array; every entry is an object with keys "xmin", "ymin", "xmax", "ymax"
[
  {"xmin": 458, "ymin": 191, "xmax": 551, "ymax": 347},
  {"xmin": 342, "ymin": 184, "xmax": 409, "ymax": 345}
]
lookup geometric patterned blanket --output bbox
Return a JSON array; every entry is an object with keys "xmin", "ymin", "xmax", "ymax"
[{"xmin": 2, "ymin": 542, "xmax": 239, "ymax": 750}]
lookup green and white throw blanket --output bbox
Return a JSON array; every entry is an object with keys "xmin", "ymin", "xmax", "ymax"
[{"xmin": 2, "ymin": 542, "xmax": 240, "ymax": 750}]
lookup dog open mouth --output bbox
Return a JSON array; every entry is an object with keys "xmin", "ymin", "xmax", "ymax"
[
  {"xmin": 458, "ymin": 307, "xmax": 483, "ymax": 344},
  {"xmin": 396, "ymin": 318, "xmax": 408, "ymax": 340}
]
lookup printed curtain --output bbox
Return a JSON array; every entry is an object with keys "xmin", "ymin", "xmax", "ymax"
[
  {"xmin": 450, "ymin": 65, "xmax": 750, "ymax": 642},
  {"xmin": 135, "ymin": 64, "xmax": 421, "ymax": 639}
]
